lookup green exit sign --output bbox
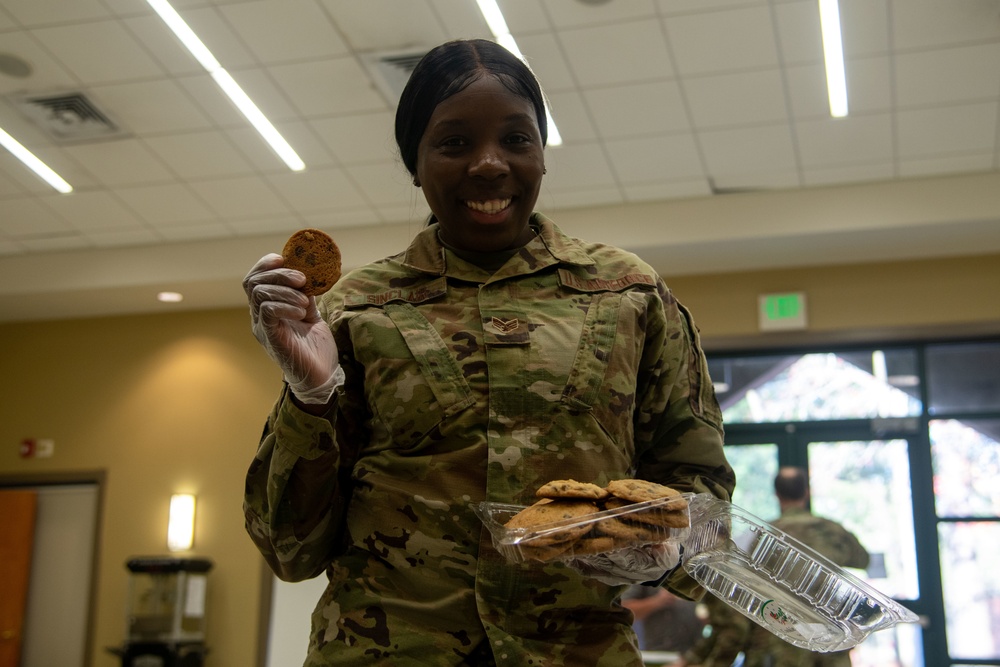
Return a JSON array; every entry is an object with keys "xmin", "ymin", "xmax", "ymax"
[{"xmin": 758, "ymin": 292, "xmax": 807, "ymax": 331}]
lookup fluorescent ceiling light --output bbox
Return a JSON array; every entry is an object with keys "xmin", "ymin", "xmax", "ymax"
[
  {"xmin": 146, "ymin": 0, "xmax": 305, "ymax": 171},
  {"xmin": 0, "ymin": 126, "xmax": 73, "ymax": 193},
  {"xmin": 818, "ymin": 0, "xmax": 848, "ymax": 118},
  {"xmin": 475, "ymin": 0, "xmax": 563, "ymax": 146}
]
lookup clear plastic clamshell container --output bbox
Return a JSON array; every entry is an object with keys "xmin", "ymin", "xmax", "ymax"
[
  {"xmin": 681, "ymin": 494, "xmax": 919, "ymax": 653},
  {"xmin": 476, "ymin": 494, "xmax": 692, "ymax": 564}
]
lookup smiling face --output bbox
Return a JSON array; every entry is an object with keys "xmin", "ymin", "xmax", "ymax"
[{"xmin": 415, "ymin": 75, "xmax": 545, "ymax": 253}]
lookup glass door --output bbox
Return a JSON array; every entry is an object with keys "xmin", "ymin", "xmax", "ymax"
[{"xmin": 721, "ymin": 425, "xmax": 929, "ymax": 667}]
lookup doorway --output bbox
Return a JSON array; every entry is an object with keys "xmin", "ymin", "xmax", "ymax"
[
  {"xmin": 708, "ymin": 341, "xmax": 1000, "ymax": 666},
  {"xmin": 0, "ymin": 476, "xmax": 103, "ymax": 667}
]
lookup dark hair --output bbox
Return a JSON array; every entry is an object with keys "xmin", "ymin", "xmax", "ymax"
[
  {"xmin": 774, "ymin": 467, "xmax": 809, "ymax": 501},
  {"xmin": 394, "ymin": 39, "xmax": 548, "ymax": 176}
]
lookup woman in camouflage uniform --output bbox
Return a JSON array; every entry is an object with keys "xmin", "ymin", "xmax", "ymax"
[{"xmin": 243, "ymin": 38, "xmax": 735, "ymax": 667}]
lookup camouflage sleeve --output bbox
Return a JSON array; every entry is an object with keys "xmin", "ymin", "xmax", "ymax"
[
  {"xmin": 243, "ymin": 385, "xmax": 351, "ymax": 582},
  {"xmin": 632, "ymin": 281, "xmax": 735, "ymax": 598}
]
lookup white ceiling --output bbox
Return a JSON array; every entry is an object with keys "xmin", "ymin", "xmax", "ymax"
[{"xmin": 1, "ymin": 0, "xmax": 999, "ymax": 323}]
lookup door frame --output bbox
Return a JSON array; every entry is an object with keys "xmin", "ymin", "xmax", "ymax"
[
  {"xmin": 723, "ymin": 420, "xmax": 947, "ymax": 666},
  {"xmin": 0, "ymin": 471, "xmax": 105, "ymax": 667}
]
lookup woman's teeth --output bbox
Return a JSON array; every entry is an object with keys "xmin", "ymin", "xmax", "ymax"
[{"xmin": 466, "ymin": 198, "xmax": 510, "ymax": 214}]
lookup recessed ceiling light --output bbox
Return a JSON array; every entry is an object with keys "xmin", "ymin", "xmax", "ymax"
[{"xmin": 157, "ymin": 291, "xmax": 184, "ymax": 303}]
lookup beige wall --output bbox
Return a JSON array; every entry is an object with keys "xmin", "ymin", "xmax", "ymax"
[
  {"xmin": 667, "ymin": 252, "xmax": 1000, "ymax": 349},
  {"xmin": 0, "ymin": 309, "xmax": 280, "ymax": 667},
  {"xmin": 0, "ymin": 253, "xmax": 998, "ymax": 667}
]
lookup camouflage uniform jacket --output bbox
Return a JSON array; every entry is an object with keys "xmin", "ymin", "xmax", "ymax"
[
  {"xmin": 741, "ymin": 508, "xmax": 870, "ymax": 667},
  {"xmin": 244, "ymin": 214, "xmax": 735, "ymax": 666}
]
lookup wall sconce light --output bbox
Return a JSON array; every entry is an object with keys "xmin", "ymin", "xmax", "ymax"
[{"xmin": 167, "ymin": 494, "xmax": 196, "ymax": 552}]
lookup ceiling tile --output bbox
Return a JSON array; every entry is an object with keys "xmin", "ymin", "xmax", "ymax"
[
  {"xmin": 42, "ymin": 189, "xmax": 145, "ymax": 230},
  {"xmin": 266, "ymin": 167, "xmax": 369, "ymax": 212},
  {"xmin": 88, "ymin": 79, "xmax": 214, "ymax": 134},
  {"xmin": 143, "ymin": 131, "xmax": 257, "ymax": 180},
  {"xmin": 891, "ymin": 0, "xmax": 1000, "ymax": 51},
  {"xmin": 189, "ymin": 175, "xmax": 294, "ymax": 218},
  {"xmin": 896, "ymin": 103, "xmax": 998, "ymax": 159},
  {"xmin": 895, "ymin": 43, "xmax": 1000, "ymax": 109},
  {"xmin": 176, "ymin": 6, "xmax": 257, "ymax": 69},
  {"xmin": 113, "ymin": 183, "xmax": 217, "ymax": 225},
  {"xmin": 320, "ymin": 0, "xmax": 447, "ymax": 52},
  {"xmin": 558, "ymin": 20, "xmax": 676, "ymax": 87},
  {"xmin": 30, "ymin": 21, "xmax": 164, "ymax": 84},
  {"xmin": 785, "ymin": 57, "xmax": 892, "ymax": 120},
  {"xmin": 219, "ymin": 0, "xmax": 349, "ymax": 63},
  {"xmin": 62, "ymin": 139, "xmax": 176, "ymax": 186},
  {"xmin": 543, "ymin": 90, "xmax": 598, "ymax": 143},
  {"xmin": 123, "ymin": 15, "xmax": 204, "ymax": 76},
  {"xmin": 268, "ymin": 58, "xmax": 387, "ymax": 117},
  {"xmin": 512, "ymin": 33, "xmax": 576, "ymax": 92},
  {"xmin": 605, "ymin": 134, "xmax": 705, "ymax": 183},
  {"xmin": 773, "ymin": 0, "xmax": 822, "ymax": 65},
  {"xmin": 495, "ymin": 0, "xmax": 551, "ymax": 34},
  {"xmin": 795, "ymin": 113, "xmax": 893, "ymax": 167},
  {"xmin": 175, "ymin": 74, "xmax": 247, "ymax": 127},
  {"xmin": 1, "ymin": 196, "xmax": 73, "ymax": 236},
  {"xmin": 0, "ymin": 31, "xmax": 77, "ymax": 95},
  {"xmin": 222, "ymin": 67, "xmax": 302, "ymax": 121},
  {"xmin": 428, "ymin": 0, "xmax": 490, "ymax": 39},
  {"xmin": 684, "ymin": 69, "xmax": 788, "ymax": 128},
  {"xmin": 1, "ymin": 0, "xmax": 109, "ymax": 25},
  {"xmin": 543, "ymin": 0, "xmax": 658, "ymax": 29},
  {"xmin": 585, "ymin": 81, "xmax": 689, "ymax": 138},
  {"xmin": 310, "ymin": 111, "xmax": 396, "ymax": 166},
  {"xmin": 839, "ymin": 0, "xmax": 890, "ymax": 57},
  {"xmin": 665, "ymin": 6, "xmax": 778, "ymax": 76},
  {"xmin": 542, "ymin": 142, "xmax": 619, "ymax": 191},
  {"xmin": 344, "ymin": 162, "xmax": 418, "ymax": 208},
  {"xmin": 698, "ymin": 124, "xmax": 798, "ymax": 177},
  {"xmin": 657, "ymin": 0, "xmax": 766, "ymax": 14}
]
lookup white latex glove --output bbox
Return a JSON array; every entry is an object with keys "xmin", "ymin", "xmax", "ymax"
[
  {"xmin": 565, "ymin": 542, "xmax": 681, "ymax": 586},
  {"xmin": 243, "ymin": 253, "xmax": 342, "ymax": 404}
]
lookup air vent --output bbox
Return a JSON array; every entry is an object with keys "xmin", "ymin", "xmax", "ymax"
[
  {"xmin": 360, "ymin": 49, "xmax": 428, "ymax": 105},
  {"xmin": 13, "ymin": 91, "xmax": 127, "ymax": 142}
]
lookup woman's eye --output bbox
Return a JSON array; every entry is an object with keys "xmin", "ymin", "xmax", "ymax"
[{"xmin": 440, "ymin": 136, "xmax": 466, "ymax": 148}]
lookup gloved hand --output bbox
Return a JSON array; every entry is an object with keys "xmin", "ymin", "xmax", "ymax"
[
  {"xmin": 565, "ymin": 542, "xmax": 681, "ymax": 586},
  {"xmin": 243, "ymin": 253, "xmax": 341, "ymax": 404}
]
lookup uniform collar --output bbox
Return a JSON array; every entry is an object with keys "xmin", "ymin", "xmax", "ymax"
[{"xmin": 399, "ymin": 213, "xmax": 596, "ymax": 278}]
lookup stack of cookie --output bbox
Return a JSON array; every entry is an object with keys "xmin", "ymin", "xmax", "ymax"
[{"xmin": 502, "ymin": 479, "xmax": 690, "ymax": 562}]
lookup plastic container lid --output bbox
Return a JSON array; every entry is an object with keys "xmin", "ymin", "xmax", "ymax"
[{"xmin": 681, "ymin": 494, "xmax": 920, "ymax": 653}]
